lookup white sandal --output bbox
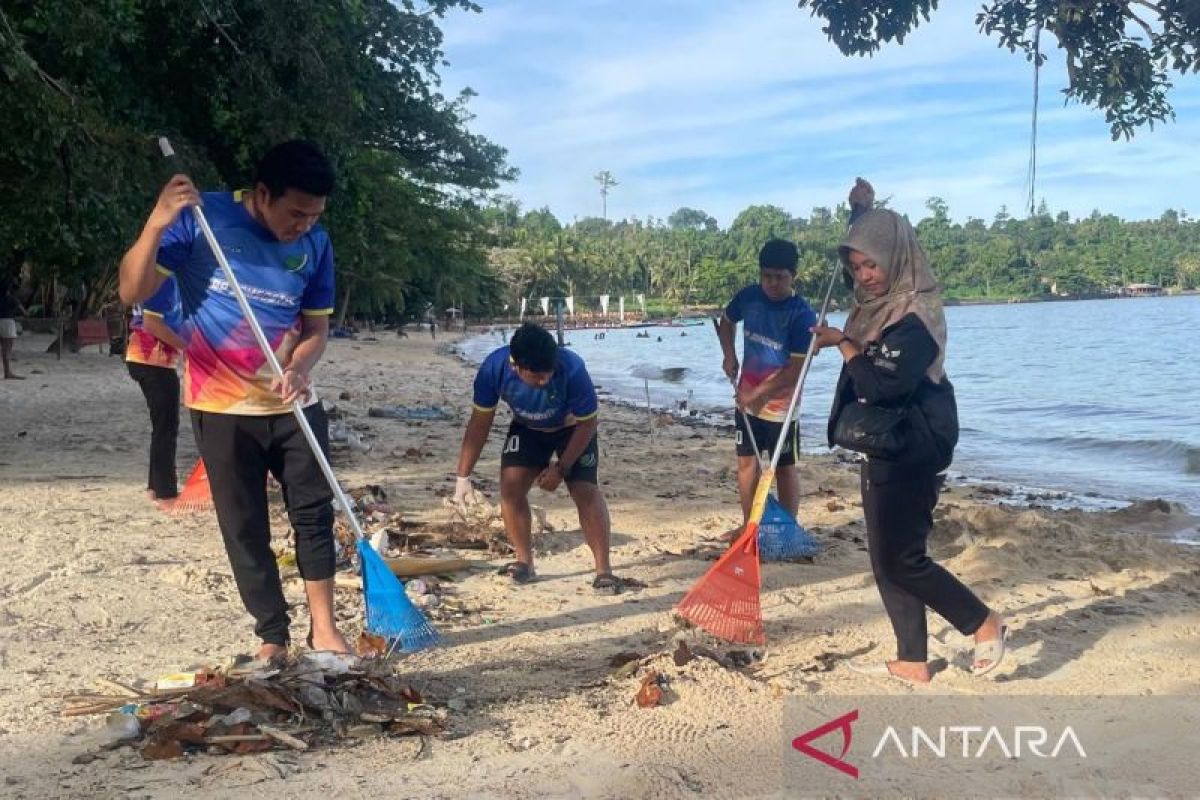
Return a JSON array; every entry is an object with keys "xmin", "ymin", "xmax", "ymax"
[{"xmin": 972, "ymin": 624, "xmax": 1010, "ymax": 677}]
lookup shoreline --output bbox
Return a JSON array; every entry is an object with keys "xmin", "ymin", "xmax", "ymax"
[{"xmin": 450, "ymin": 336, "xmax": 1197, "ymax": 530}]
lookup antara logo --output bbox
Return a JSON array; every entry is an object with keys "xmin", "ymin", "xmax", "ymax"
[
  {"xmin": 793, "ymin": 710, "xmax": 1087, "ymax": 780},
  {"xmin": 792, "ymin": 710, "xmax": 859, "ymax": 778}
]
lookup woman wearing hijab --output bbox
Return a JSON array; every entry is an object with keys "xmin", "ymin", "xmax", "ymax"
[{"xmin": 810, "ymin": 181, "xmax": 1007, "ymax": 683}]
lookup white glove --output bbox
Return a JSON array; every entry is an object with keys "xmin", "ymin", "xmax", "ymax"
[{"xmin": 453, "ymin": 475, "xmax": 477, "ymax": 507}]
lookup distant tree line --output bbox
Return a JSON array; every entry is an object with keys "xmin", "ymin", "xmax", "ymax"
[{"xmin": 480, "ymin": 196, "xmax": 1200, "ymax": 314}]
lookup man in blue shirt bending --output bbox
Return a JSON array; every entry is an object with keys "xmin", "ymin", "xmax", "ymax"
[{"xmin": 453, "ymin": 322, "xmax": 624, "ymax": 593}]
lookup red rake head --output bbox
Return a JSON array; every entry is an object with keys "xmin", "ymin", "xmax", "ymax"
[
  {"xmin": 674, "ymin": 522, "xmax": 764, "ymax": 645},
  {"xmin": 168, "ymin": 459, "xmax": 213, "ymax": 515}
]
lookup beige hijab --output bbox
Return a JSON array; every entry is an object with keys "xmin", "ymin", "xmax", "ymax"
[{"xmin": 840, "ymin": 209, "xmax": 948, "ymax": 382}]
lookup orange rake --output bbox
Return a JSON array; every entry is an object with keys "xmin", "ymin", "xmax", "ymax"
[
  {"xmin": 169, "ymin": 458, "xmax": 213, "ymax": 514},
  {"xmin": 675, "ymin": 471, "xmax": 771, "ymax": 644},
  {"xmin": 168, "ymin": 458, "xmax": 279, "ymax": 515}
]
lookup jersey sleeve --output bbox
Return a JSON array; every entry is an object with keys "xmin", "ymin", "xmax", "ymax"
[
  {"xmin": 155, "ymin": 208, "xmax": 196, "ymax": 275},
  {"xmin": 141, "ymin": 276, "xmax": 178, "ymax": 320},
  {"xmin": 300, "ymin": 236, "xmax": 336, "ymax": 316},
  {"xmin": 566, "ymin": 361, "xmax": 599, "ymax": 421},
  {"xmin": 723, "ymin": 285, "xmax": 749, "ymax": 323},
  {"xmin": 471, "ymin": 352, "xmax": 502, "ymax": 412},
  {"xmin": 788, "ymin": 302, "xmax": 817, "ymax": 357}
]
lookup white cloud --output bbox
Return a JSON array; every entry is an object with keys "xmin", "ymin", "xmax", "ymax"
[{"xmin": 438, "ymin": 1, "xmax": 1200, "ymax": 225}]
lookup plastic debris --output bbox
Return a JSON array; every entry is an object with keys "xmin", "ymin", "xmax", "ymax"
[{"xmin": 64, "ymin": 653, "xmax": 447, "ymax": 761}]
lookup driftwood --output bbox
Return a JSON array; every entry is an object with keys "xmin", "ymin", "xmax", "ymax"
[{"xmin": 63, "ymin": 653, "xmax": 445, "ymax": 760}]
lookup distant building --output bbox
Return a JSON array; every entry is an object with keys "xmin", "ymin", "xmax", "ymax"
[{"xmin": 1120, "ymin": 283, "xmax": 1163, "ymax": 297}]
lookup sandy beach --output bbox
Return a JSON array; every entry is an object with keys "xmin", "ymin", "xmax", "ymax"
[{"xmin": 1, "ymin": 331, "xmax": 1198, "ymax": 798}]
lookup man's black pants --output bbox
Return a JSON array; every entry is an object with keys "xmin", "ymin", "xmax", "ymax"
[
  {"xmin": 861, "ymin": 469, "xmax": 990, "ymax": 662},
  {"xmin": 127, "ymin": 362, "xmax": 180, "ymax": 499},
  {"xmin": 191, "ymin": 404, "xmax": 335, "ymax": 646}
]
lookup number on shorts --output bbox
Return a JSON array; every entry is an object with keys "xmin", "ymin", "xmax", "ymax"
[
  {"xmin": 503, "ymin": 435, "xmax": 520, "ymax": 454},
  {"xmin": 735, "ymin": 430, "xmax": 743, "ymax": 446}
]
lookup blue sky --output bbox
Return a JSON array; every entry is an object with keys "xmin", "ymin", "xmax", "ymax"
[{"xmin": 437, "ymin": 1, "xmax": 1200, "ymax": 226}]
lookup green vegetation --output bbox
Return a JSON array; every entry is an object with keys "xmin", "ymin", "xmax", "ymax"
[
  {"xmin": 2, "ymin": 2, "xmax": 1196, "ymax": 323},
  {"xmin": 0, "ymin": 0, "xmax": 512, "ymax": 321},
  {"xmin": 482, "ymin": 197, "xmax": 1200, "ymax": 312}
]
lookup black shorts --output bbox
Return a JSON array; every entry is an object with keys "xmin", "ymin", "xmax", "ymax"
[
  {"xmin": 500, "ymin": 422, "xmax": 599, "ymax": 484},
  {"xmin": 735, "ymin": 413, "xmax": 799, "ymax": 467}
]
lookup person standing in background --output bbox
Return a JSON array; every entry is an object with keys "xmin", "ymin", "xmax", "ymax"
[{"xmin": 126, "ymin": 276, "xmax": 186, "ymax": 509}]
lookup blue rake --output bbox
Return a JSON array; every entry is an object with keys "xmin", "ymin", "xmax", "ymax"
[
  {"xmin": 757, "ymin": 495, "xmax": 822, "ymax": 561},
  {"xmin": 359, "ymin": 540, "xmax": 440, "ymax": 653}
]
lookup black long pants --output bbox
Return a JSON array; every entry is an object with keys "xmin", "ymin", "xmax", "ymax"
[
  {"xmin": 191, "ymin": 405, "xmax": 335, "ymax": 646},
  {"xmin": 861, "ymin": 469, "xmax": 990, "ymax": 662},
  {"xmin": 127, "ymin": 362, "xmax": 180, "ymax": 499}
]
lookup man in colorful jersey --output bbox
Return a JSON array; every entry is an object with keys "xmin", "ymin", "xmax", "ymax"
[
  {"xmin": 126, "ymin": 276, "xmax": 186, "ymax": 509},
  {"xmin": 453, "ymin": 323, "xmax": 624, "ymax": 593},
  {"xmin": 118, "ymin": 141, "xmax": 349, "ymax": 659},
  {"xmin": 717, "ymin": 239, "xmax": 817, "ymax": 541}
]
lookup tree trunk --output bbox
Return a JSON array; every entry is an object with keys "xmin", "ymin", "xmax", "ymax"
[{"xmin": 335, "ymin": 279, "xmax": 352, "ymax": 330}]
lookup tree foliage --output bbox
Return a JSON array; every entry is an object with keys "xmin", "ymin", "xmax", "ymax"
[
  {"xmin": 0, "ymin": 0, "xmax": 513, "ymax": 319},
  {"xmin": 796, "ymin": 1, "xmax": 1200, "ymax": 139},
  {"xmin": 482, "ymin": 196, "xmax": 1200, "ymax": 315}
]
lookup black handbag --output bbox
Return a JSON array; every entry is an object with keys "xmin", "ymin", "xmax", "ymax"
[{"xmin": 831, "ymin": 393, "xmax": 916, "ymax": 460}]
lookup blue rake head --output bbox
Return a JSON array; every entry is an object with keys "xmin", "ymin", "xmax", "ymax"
[
  {"xmin": 357, "ymin": 539, "xmax": 440, "ymax": 652},
  {"xmin": 757, "ymin": 495, "xmax": 822, "ymax": 561}
]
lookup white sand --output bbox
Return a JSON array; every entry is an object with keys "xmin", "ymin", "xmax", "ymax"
[{"xmin": 1, "ymin": 332, "xmax": 1198, "ymax": 798}]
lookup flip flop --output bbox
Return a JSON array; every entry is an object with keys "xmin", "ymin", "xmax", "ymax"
[
  {"xmin": 972, "ymin": 624, "xmax": 1010, "ymax": 677},
  {"xmin": 497, "ymin": 561, "xmax": 536, "ymax": 584},
  {"xmin": 592, "ymin": 573, "xmax": 624, "ymax": 595}
]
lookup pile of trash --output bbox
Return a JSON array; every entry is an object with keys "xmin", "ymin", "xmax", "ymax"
[
  {"xmin": 64, "ymin": 652, "xmax": 446, "ymax": 762},
  {"xmin": 333, "ymin": 483, "xmax": 552, "ymax": 556},
  {"xmin": 272, "ymin": 485, "xmax": 499, "ymax": 630}
]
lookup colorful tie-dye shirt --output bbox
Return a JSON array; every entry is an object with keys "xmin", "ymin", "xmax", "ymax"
[
  {"xmin": 155, "ymin": 191, "xmax": 335, "ymax": 415},
  {"xmin": 126, "ymin": 276, "xmax": 182, "ymax": 369},
  {"xmin": 724, "ymin": 284, "xmax": 816, "ymax": 422}
]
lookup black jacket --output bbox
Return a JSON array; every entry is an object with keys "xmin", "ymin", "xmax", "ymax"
[{"xmin": 826, "ymin": 313, "xmax": 959, "ymax": 481}]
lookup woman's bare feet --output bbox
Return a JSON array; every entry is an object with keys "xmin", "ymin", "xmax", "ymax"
[
  {"xmin": 886, "ymin": 660, "xmax": 932, "ymax": 683},
  {"xmin": 848, "ymin": 658, "xmax": 931, "ymax": 683}
]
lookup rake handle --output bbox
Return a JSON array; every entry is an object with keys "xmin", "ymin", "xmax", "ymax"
[
  {"xmin": 158, "ymin": 138, "xmax": 368, "ymax": 543},
  {"xmin": 713, "ymin": 316, "xmax": 766, "ymax": 468}
]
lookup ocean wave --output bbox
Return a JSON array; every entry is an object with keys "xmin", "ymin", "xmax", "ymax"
[{"xmin": 1036, "ymin": 436, "xmax": 1200, "ymax": 475}]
